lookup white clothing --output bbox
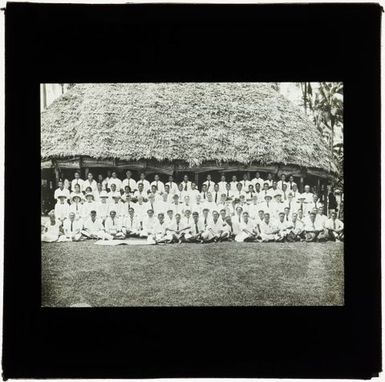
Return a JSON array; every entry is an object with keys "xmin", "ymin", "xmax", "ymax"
[
  {"xmin": 54, "ymin": 188, "xmax": 70, "ymax": 200},
  {"xmin": 82, "ymin": 179, "xmax": 98, "ymax": 192},
  {"xmin": 54, "ymin": 202, "xmax": 70, "ymax": 221},
  {"xmin": 122, "ymin": 178, "xmax": 137, "ymax": 191}
]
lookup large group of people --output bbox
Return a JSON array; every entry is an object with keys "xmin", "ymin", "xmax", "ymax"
[{"xmin": 41, "ymin": 170, "xmax": 344, "ymax": 244}]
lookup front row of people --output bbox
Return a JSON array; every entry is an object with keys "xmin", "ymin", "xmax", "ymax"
[{"xmin": 42, "ymin": 206, "xmax": 344, "ymax": 244}]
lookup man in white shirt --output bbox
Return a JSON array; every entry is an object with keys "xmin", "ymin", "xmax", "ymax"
[
  {"xmin": 277, "ymin": 174, "xmax": 288, "ymax": 190},
  {"xmin": 81, "ymin": 210, "xmax": 109, "ymax": 240},
  {"xmin": 58, "ymin": 212, "xmax": 83, "ymax": 241},
  {"xmin": 265, "ymin": 173, "xmax": 274, "ymax": 188},
  {"xmin": 176, "ymin": 183, "xmax": 188, "ymax": 201},
  {"xmin": 275, "ymin": 211, "xmax": 290, "ymax": 241},
  {"xmin": 232, "ymin": 182, "xmax": 246, "ymax": 199},
  {"xmin": 316, "ymin": 206, "xmax": 328, "ymax": 229},
  {"xmin": 231, "ymin": 206, "xmax": 244, "ymax": 236},
  {"xmin": 251, "ymin": 172, "xmax": 264, "ymax": 190},
  {"xmin": 104, "ymin": 210, "xmax": 125, "ymax": 239},
  {"xmin": 240, "ymin": 173, "xmax": 251, "ymax": 190},
  {"xmin": 259, "ymin": 193, "xmax": 273, "ymax": 216},
  {"xmin": 141, "ymin": 209, "xmax": 156, "ymax": 238},
  {"xmin": 71, "ymin": 171, "xmax": 84, "ymax": 191},
  {"xmin": 94, "ymin": 182, "xmax": 105, "ymax": 202},
  {"xmin": 305, "ymin": 194, "xmax": 323, "ymax": 216},
  {"xmin": 133, "ymin": 183, "xmax": 148, "ymax": 201},
  {"xmin": 149, "ymin": 213, "xmax": 168, "ymax": 244},
  {"xmin": 181, "ymin": 174, "xmax": 192, "ymax": 192},
  {"xmin": 247, "ymin": 195, "xmax": 260, "ymax": 220},
  {"xmin": 189, "ymin": 183, "xmax": 200, "ymax": 201},
  {"xmin": 96, "ymin": 191, "xmax": 110, "ymax": 222},
  {"xmin": 82, "ymin": 172, "xmax": 98, "ymax": 193},
  {"xmin": 108, "ymin": 171, "xmax": 122, "ymax": 191},
  {"xmin": 165, "ymin": 213, "xmax": 190, "ymax": 243},
  {"xmin": 235, "ymin": 212, "xmax": 259, "ymax": 242},
  {"xmin": 303, "ymin": 210, "xmax": 327, "ymax": 242},
  {"xmin": 186, "ymin": 212, "xmax": 205, "ymax": 243},
  {"xmin": 82, "ymin": 193, "xmax": 98, "ymax": 220},
  {"xmin": 136, "ymin": 173, "xmax": 151, "ymax": 194},
  {"xmin": 54, "ymin": 193, "xmax": 70, "ymax": 222},
  {"xmin": 151, "ymin": 174, "xmax": 165, "ymax": 194},
  {"xmin": 108, "ymin": 193, "xmax": 126, "ymax": 218},
  {"xmin": 202, "ymin": 210, "xmax": 230, "ymax": 242},
  {"xmin": 261, "ymin": 182, "xmax": 272, "ymax": 199},
  {"xmin": 122, "ymin": 170, "xmax": 137, "ymax": 192},
  {"xmin": 287, "ymin": 175, "xmax": 297, "ymax": 191},
  {"xmin": 324, "ymin": 211, "xmax": 344, "ymax": 241},
  {"xmin": 301, "ymin": 185, "xmax": 314, "ymax": 204},
  {"xmin": 200, "ymin": 184, "xmax": 209, "ymax": 201},
  {"xmin": 202, "ymin": 174, "xmax": 215, "ymax": 193},
  {"xmin": 170, "ymin": 194, "xmax": 184, "ymax": 215},
  {"xmin": 203, "ymin": 193, "xmax": 217, "ymax": 212},
  {"xmin": 285, "ymin": 212, "xmax": 305, "ymax": 242},
  {"xmin": 217, "ymin": 174, "xmax": 228, "ymax": 194},
  {"xmin": 123, "ymin": 207, "xmax": 141, "ymax": 237},
  {"xmin": 201, "ymin": 208, "xmax": 212, "ymax": 230},
  {"xmin": 54, "ymin": 180, "xmax": 70, "ymax": 200},
  {"xmin": 102, "ymin": 170, "xmax": 112, "ymax": 190},
  {"xmin": 258, "ymin": 212, "xmax": 280, "ymax": 242},
  {"xmin": 42, "ymin": 210, "xmax": 63, "ymax": 242},
  {"xmin": 211, "ymin": 183, "xmax": 221, "ymax": 205},
  {"xmin": 165, "ymin": 175, "xmax": 178, "ymax": 194},
  {"xmin": 291, "ymin": 183, "xmax": 300, "ymax": 201},
  {"xmin": 230, "ymin": 175, "xmax": 239, "ymax": 192},
  {"xmin": 224, "ymin": 183, "xmax": 233, "ymax": 201}
]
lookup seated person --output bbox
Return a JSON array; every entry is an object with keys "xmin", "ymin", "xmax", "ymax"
[
  {"xmin": 275, "ymin": 211, "xmax": 290, "ymax": 242},
  {"xmin": 303, "ymin": 209, "xmax": 328, "ymax": 242},
  {"xmin": 148, "ymin": 213, "xmax": 168, "ymax": 244},
  {"xmin": 54, "ymin": 193, "xmax": 70, "ymax": 223},
  {"xmin": 285, "ymin": 212, "xmax": 305, "ymax": 242},
  {"xmin": 165, "ymin": 213, "xmax": 189, "ymax": 243},
  {"xmin": 324, "ymin": 211, "xmax": 344, "ymax": 241},
  {"xmin": 81, "ymin": 210, "xmax": 109, "ymax": 240},
  {"xmin": 123, "ymin": 207, "xmax": 141, "ymax": 237},
  {"xmin": 58, "ymin": 212, "xmax": 83, "ymax": 241},
  {"xmin": 41, "ymin": 210, "xmax": 63, "ymax": 242},
  {"xmin": 258, "ymin": 212, "xmax": 280, "ymax": 242},
  {"xmin": 235, "ymin": 212, "xmax": 259, "ymax": 242},
  {"xmin": 140, "ymin": 209, "xmax": 156, "ymax": 238},
  {"xmin": 104, "ymin": 210, "xmax": 125, "ymax": 239},
  {"xmin": 201, "ymin": 210, "xmax": 230, "ymax": 243},
  {"xmin": 186, "ymin": 211, "xmax": 205, "ymax": 243}
]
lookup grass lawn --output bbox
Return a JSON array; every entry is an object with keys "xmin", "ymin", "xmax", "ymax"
[{"xmin": 41, "ymin": 241, "xmax": 344, "ymax": 307}]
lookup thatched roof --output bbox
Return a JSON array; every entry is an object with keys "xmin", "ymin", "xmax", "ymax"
[{"xmin": 41, "ymin": 83, "xmax": 336, "ymax": 174}]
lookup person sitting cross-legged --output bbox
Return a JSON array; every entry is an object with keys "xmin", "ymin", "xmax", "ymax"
[
  {"xmin": 104, "ymin": 210, "xmax": 125, "ymax": 239},
  {"xmin": 165, "ymin": 213, "xmax": 190, "ymax": 243},
  {"xmin": 58, "ymin": 212, "xmax": 84, "ymax": 242},
  {"xmin": 258, "ymin": 212, "xmax": 280, "ymax": 242},
  {"xmin": 285, "ymin": 212, "xmax": 305, "ymax": 242},
  {"xmin": 186, "ymin": 211, "xmax": 205, "ymax": 243},
  {"xmin": 42, "ymin": 210, "xmax": 63, "ymax": 242},
  {"xmin": 201, "ymin": 210, "xmax": 230, "ymax": 243},
  {"xmin": 123, "ymin": 207, "xmax": 141, "ymax": 238},
  {"xmin": 303, "ymin": 209, "xmax": 328, "ymax": 242},
  {"xmin": 275, "ymin": 211, "xmax": 290, "ymax": 242},
  {"xmin": 324, "ymin": 211, "xmax": 344, "ymax": 242},
  {"xmin": 235, "ymin": 212, "xmax": 259, "ymax": 242},
  {"xmin": 148, "ymin": 212, "xmax": 168, "ymax": 244},
  {"xmin": 81, "ymin": 210, "xmax": 110, "ymax": 240}
]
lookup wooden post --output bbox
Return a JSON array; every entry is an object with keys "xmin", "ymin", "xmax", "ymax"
[
  {"xmin": 317, "ymin": 178, "xmax": 321, "ymax": 196},
  {"xmin": 84, "ymin": 168, "xmax": 89, "ymax": 178},
  {"xmin": 323, "ymin": 179, "xmax": 329, "ymax": 216},
  {"xmin": 54, "ymin": 162, "xmax": 60, "ymax": 188},
  {"xmin": 300, "ymin": 176, "xmax": 304, "ymax": 193},
  {"xmin": 194, "ymin": 172, "xmax": 199, "ymax": 188}
]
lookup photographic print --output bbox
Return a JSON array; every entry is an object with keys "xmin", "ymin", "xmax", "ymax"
[{"xmin": 41, "ymin": 82, "xmax": 344, "ymax": 307}]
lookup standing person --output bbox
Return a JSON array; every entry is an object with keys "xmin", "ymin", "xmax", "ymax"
[
  {"xmin": 170, "ymin": 194, "xmax": 183, "ymax": 215},
  {"xmin": 186, "ymin": 212, "xmax": 205, "ymax": 243},
  {"xmin": 305, "ymin": 194, "xmax": 323, "ymax": 216},
  {"xmin": 70, "ymin": 183, "xmax": 84, "ymax": 204},
  {"xmin": 241, "ymin": 173, "xmax": 251, "ymax": 191},
  {"xmin": 230, "ymin": 175, "xmax": 239, "ymax": 192},
  {"xmin": 277, "ymin": 174, "xmax": 288, "ymax": 190},
  {"xmin": 266, "ymin": 173, "xmax": 274, "ymax": 188},
  {"xmin": 69, "ymin": 194, "xmax": 84, "ymax": 220},
  {"xmin": 327, "ymin": 186, "xmax": 337, "ymax": 216},
  {"xmin": 82, "ymin": 172, "xmax": 98, "ymax": 193},
  {"xmin": 151, "ymin": 174, "xmax": 165, "ymax": 194},
  {"xmin": 71, "ymin": 171, "xmax": 84, "ymax": 191},
  {"xmin": 59, "ymin": 212, "xmax": 83, "ymax": 242},
  {"xmin": 247, "ymin": 195, "xmax": 259, "ymax": 220},
  {"xmin": 224, "ymin": 182, "xmax": 233, "ymax": 201},
  {"xmin": 123, "ymin": 207, "xmax": 141, "ymax": 237},
  {"xmin": 96, "ymin": 191, "xmax": 110, "ymax": 222},
  {"xmin": 291, "ymin": 183, "xmax": 300, "ymax": 201},
  {"xmin": 102, "ymin": 170, "xmax": 112, "ymax": 191},
  {"xmin": 261, "ymin": 182, "xmax": 271, "ymax": 199},
  {"xmin": 218, "ymin": 174, "xmax": 228, "ymax": 194},
  {"xmin": 181, "ymin": 174, "xmax": 192, "ymax": 192},
  {"xmin": 201, "ymin": 208, "xmax": 212, "ymax": 230},
  {"xmin": 41, "ymin": 210, "xmax": 63, "ymax": 242},
  {"xmin": 108, "ymin": 171, "xmax": 122, "ymax": 191},
  {"xmin": 235, "ymin": 212, "xmax": 258, "ymax": 242},
  {"xmin": 246, "ymin": 184, "xmax": 256, "ymax": 202},
  {"xmin": 137, "ymin": 173, "xmax": 151, "ymax": 194},
  {"xmin": 202, "ymin": 174, "xmax": 215, "ymax": 193},
  {"xmin": 97, "ymin": 174, "xmax": 104, "ymax": 187},
  {"xmin": 54, "ymin": 193, "xmax": 70, "ymax": 223},
  {"xmin": 233, "ymin": 182, "xmax": 246, "ymax": 199},
  {"xmin": 165, "ymin": 175, "xmax": 178, "ymax": 194},
  {"xmin": 104, "ymin": 210, "xmax": 125, "ymax": 239},
  {"xmin": 281, "ymin": 183, "xmax": 289, "ymax": 202},
  {"xmin": 122, "ymin": 170, "xmax": 137, "ymax": 192},
  {"xmin": 336, "ymin": 189, "xmax": 345, "ymax": 219},
  {"xmin": 81, "ymin": 210, "xmax": 108, "ymax": 240},
  {"xmin": 231, "ymin": 206, "xmax": 244, "ymax": 236},
  {"xmin": 254, "ymin": 182, "xmax": 262, "ymax": 200},
  {"xmin": 287, "ymin": 175, "xmax": 297, "ymax": 191},
  {"xmin": 200, "ymin": 184, "xmax": 209, "ymax": 201},
  {"xmin": 94, "ymin": 182, "xmax": 105, "ymax": 202},
  {"xmin": 325, "ymin": 211, "xmax": 344, "ymax": 241},
  {"xmin": 251, "ymin": 171, "xmax": 264, "ymax": 190},
  {"xmin": 212, "ymin": 183, "xmax": 221, "ymax": 205},
  {"xmin": 54, "ymin": 180, "xmax": 70, "ymax": 200},
  {"xmin": 202, "ymin": 210, "xmax": 230, "ymax": 242}
]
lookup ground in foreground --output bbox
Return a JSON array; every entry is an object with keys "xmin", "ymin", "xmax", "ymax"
[{"xmin": 41, "ymin": 241, "xmax": 344, "ymax": 307}]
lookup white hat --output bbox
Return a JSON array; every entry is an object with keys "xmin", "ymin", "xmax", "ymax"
[
  {"xmin": 111, "ymin": 192, "xmax": 121, "ymax": 199},
  {"xmin": 274, "ymin": 191, "xmax": 282, "ymax": 198},
  {"xmin": 99, "ymin": 191, "xmax": 109, "ymax": 198},
  {"xmin": 85, "ymin": 193, "xmax": 94, "ymax": 199},
  {"xmin": 57, "ymin": 192, "xmax": 67, "ymax": 199},
  {"xmin": 71, "ymin": 193, "xmax": 82, "ymax": 201}
]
